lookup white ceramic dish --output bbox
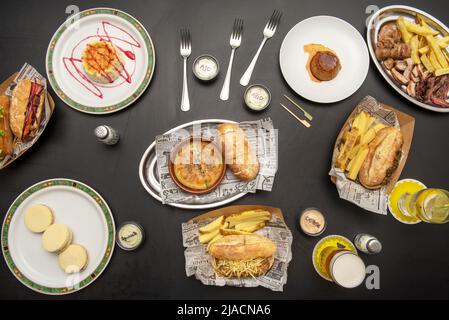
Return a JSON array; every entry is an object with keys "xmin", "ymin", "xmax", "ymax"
[
  {"xmin": 46, "ymin": 8, "xmax": 155, "ymax": 114},
  {"xmin": 279, "ymin": 16, "xmax": 369, "ymax": 103},
  {"xmin": 1, "ymin": 179, "xmax": 115, "ymax": 295}
]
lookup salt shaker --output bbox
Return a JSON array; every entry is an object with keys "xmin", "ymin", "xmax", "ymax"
[
  {"xmin": 94, "ymin": 125, "xmax": 119, "ymax": 145},
  {"xmin": 354, "ymin": 233, "xmax": 382, "ymax": 254}
]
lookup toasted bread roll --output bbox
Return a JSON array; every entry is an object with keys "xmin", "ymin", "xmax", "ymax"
[
  {"xmin": 0, "ymin": 95, "xmax": 14, "ymax": 159},
  {"xmin": 208, "ymin": 234, "xmax": 276, "ymax": 278},
  {"xmin": 208, "ymin": 234, "xmax": 276, "ymax": 261},
  {"xmin": 217, "ymin": 123, "xmax": 259, "ymax": 181},
  {"xmin": 10, "ymin": 79, "xmax": 45, "ymax": 140},
  {"xmin": 358, "ymin": 127, "xmax": 403, "ymax": 189}
]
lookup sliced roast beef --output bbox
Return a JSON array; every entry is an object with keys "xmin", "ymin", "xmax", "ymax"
[{"xmin": 415, "ymin": 75, "xmax": 449, "ymax": 108}]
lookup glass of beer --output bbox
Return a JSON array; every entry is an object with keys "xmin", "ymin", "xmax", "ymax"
[
  {"xmin": 398, "ymin": 188, "xmax": 449, "ymax": 224},
  {"xmin": 320, "ymin": 247, "xmax": 366, "ymax": 288}
]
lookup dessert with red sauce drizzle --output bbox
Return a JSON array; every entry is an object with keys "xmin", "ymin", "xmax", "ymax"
[{"xmin": 82, "ymin": 40, "xmax": 125, "ymax": 84}]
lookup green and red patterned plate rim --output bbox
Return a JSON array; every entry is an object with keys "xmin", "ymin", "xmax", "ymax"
[
  {"xmin": 1, "ymin": 178, "xmax": 115, "ymax": 295},
  {"xmin": 45, "ymin": 7, "xmax": 155, "ymax": 114}
]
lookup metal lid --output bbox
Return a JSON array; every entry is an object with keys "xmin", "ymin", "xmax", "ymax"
[
  {"xmin": 367, "ymin": 239, "xmax": 382, "ymax": 253},
  {"xmin": 244, "ymin": 84, "xmax": 271, "ymax": 111},
  {"xmin": 116, "ymin": 221, "xmax": 145, "ymax": 251},
  {"xmin": 192, "ymin": 54, "xmax": 219, "ymax": 81},
  {"xmin": 299, "ymin": 207, "xmax": 326, "ymax": 237},
  {"xmin": 94, "ymin": 126, "xmax": 108, "ymax": 139}
]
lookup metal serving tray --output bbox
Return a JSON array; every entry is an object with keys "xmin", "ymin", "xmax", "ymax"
[
  {"xmin": 367, "ymin": 5, "xmax": 449, "ymax": 113},
  {"xmin": 138, "ymin": 119, "xmax": 249, "ymax": 210}
]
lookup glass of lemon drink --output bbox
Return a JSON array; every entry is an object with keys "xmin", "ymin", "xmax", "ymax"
[{"xmin": 398, "ymin": 188, "xmax": 449, "ymax": 224}]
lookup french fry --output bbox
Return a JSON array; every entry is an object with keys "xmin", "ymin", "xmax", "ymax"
[
  {"xmin": 236, "ymin": 222, "xmax": 266, "ymax": 233},
  {"xmin": 435, "ymin": 68, "xmax": 449, "ymax": 76},
  {"xmin": 219, "ymin": 228, "xmax": 252, "ymax": 236},
  {"xmin": 199, "ymin": 215, "xmax": 225, "ymax": 234},
  {"xmin": 426, "ymin": 35, "xmax": 449, "ymax": 68},
  {"xmin": 397, "ymin": 17, "xmax": 412, "ymax": 43},
  {"xmin": 405, "ymin": 20, "xmax": 438, "ymax": 36},
  {"xmin": 335, "ymin": 128, "xmax": 359, "ymax": 171},
  {"xmin": 225, "ymin": 210, "xmax": 271, "ymax": 227},
  {"xmin": 352, "ymin": 112, "xmax": 367, "ymax": 133},
  {"xmin": 347, "ymin": 146, "xmax": 369, "ymax": 181},
  {"xmin": 420, "ymin": 54, "xmax": 435, "ymax": 72},
  {"xmin": 346, "ymin": 156, "xmax": 355, "ymax": 172},
  {"xmin": 429, "ymin": 51, "xmax": 442, "ymax": 70},
  {"xmin": 410, "ymin": 35, "xmax": 420, "ymax": 64},
  {"xmin": 419, "ymin": 46, "xmax": 429, "ymax": 55},
  {"xmin": 360, "ymin": 128, "xmax": 376, "ymax": 145},
  {"xmin": 199, "ymin": 229, "xmax": 220, "ymax": 244},
  {"xmin": 372, "ymin": 123, "xmax": 387, "ymax": 133},
  {"xmin": 235, "ymin": 220, "xmax": 268, "ymax": 230},
  {"xmin": 348, "ymin": 144, "xmax": 361, "ymax": 161}
]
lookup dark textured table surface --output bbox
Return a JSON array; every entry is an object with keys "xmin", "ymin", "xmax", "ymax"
[{"xmin": 1, "ymin": 0, "xmax": 448, "ymax": 300}]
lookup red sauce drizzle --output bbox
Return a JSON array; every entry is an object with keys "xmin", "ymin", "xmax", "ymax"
[{"xmin": 62, "ymin": 21, "xmax": 141, "ymax": 99}]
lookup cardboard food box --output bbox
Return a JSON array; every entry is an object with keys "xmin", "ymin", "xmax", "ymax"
[
  {"xmin": 182, "ymin": 205, "xmax": 293, "ymax": 291},
  {"xmin": 329, "ymin": 96, "xmax": 415, "ymax": 214},
  {"xmin": 0, "ymin": 67, "xmax": 55, "ymax": 170}
]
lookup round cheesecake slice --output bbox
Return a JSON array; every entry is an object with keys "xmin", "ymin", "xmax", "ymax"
[
  {"xmin": 82, "ymin": 40, "xmax": 125, "ymax": 84},
  {"xmin": 58, "ymin": 244, "xmax": 89, "ymax": 274},
  {"xmin": 24, "ymin": 204, "xmax": 54, "ymax": 233},
  {"xmin": 42, "ymin": 224, "xmax": 72, "ymax": 253}
]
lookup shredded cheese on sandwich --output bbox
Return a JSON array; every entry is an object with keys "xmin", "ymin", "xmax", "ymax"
[{"xmin": 211, "ymin": 257, "xmax": 269, "ymax": 279}]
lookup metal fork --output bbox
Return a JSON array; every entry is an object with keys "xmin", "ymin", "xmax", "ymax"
[
  {"xmin": 240, "ymin": 10, "xmax": 282, "ymax": 86},
  {"xmin": 180, "ymin": 29, "xmax": 191, "ymax": 111},
  {"xmin": 220, "ymin": 18, "xmax": 243, "ymax": 101}
]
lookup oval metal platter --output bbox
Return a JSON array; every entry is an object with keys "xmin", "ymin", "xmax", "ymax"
[
  {"xmin": 367, "ymin": 5, "xmax": 449, "ymax": 113},
  {"xmin": 139, "ymin": 119, "xmax": 250, "ymax": 210}
]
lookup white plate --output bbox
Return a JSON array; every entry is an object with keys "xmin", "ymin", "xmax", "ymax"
[
  {"xmin": 279, "ymin": 16, "xmax": 369, "ymax": 103},
  {"xmin": 1, "ymin": 179, "xmax": 115, "ymax": 295},
  {"xmin": 46, "ymin": 8, "xmax": 155, "ymax": 114}
]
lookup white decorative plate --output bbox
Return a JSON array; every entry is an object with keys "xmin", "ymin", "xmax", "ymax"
[
  {"xmin": 2, "ymin": 179, "xmax": 115, "ymax": 295},
  {"xmin": 279, "ymin": 16, "xmax": 369, "ymax": 103},
  {"xmin": 46, "ymin": 8, "xmax": 155, "ymax": 114}
]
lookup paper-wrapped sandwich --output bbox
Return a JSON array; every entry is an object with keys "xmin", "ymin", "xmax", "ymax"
[
  {"xmin": 0, "ymin": 95, "xmax": 14, "ymax": 160},
  {"xmin": 208, "ymin": 234, "xmax": 276, "ymax": 278},
  {"xmin": 10, "ymin": 79, "xmax": 45, "ymax": 140},
  {"xmin": 358, "ymin": 127, "xmax": 403, "ymax": 189}
]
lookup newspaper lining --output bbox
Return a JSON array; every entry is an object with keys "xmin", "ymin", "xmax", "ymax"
[
  {"xmin": 0, "ymin": 63, "xmax": 52, "ymax": 169},
  {"xmin": 182, "ymin": 215, "xmax": 292, "ymax": 292},
  {"xmin": 155, "ymin": 118, "xmax": 277, "ymax": 204},
  {"xmin": 328, "ymin": 96, "xmax": 400, "ymax": 215}
]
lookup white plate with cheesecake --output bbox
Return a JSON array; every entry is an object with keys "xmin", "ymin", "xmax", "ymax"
[
  {"xmin": 46, "ymin": 7, "xmax": 155, "ymax": 114},
  {"xmin": 279, "ymin": 16, "xmax": 369, "ymax": 103},
  {"xmin": 1, "ymin": 179, "xmax": 115, "ymax": 295}
]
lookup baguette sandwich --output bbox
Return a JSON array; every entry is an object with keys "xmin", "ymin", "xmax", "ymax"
[
  {"xmin": 0, "ymin": 95, "xmax": 14, "ymax": 160},
  {"xmin": 10, "ymin": 79, "xmax": 45, "ymax": 140},
  {"xmin": 208, "ymin": 234, "xmax": 276, "ymax": 278},
  {"xmin": 358, "ymin": 127, "xmax": 403, "ymax": 189}
]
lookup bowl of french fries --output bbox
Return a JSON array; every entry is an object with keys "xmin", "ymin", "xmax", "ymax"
[{"xmin": 367, "ymin": 5, "xmax": 449, "ymax": 112}]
